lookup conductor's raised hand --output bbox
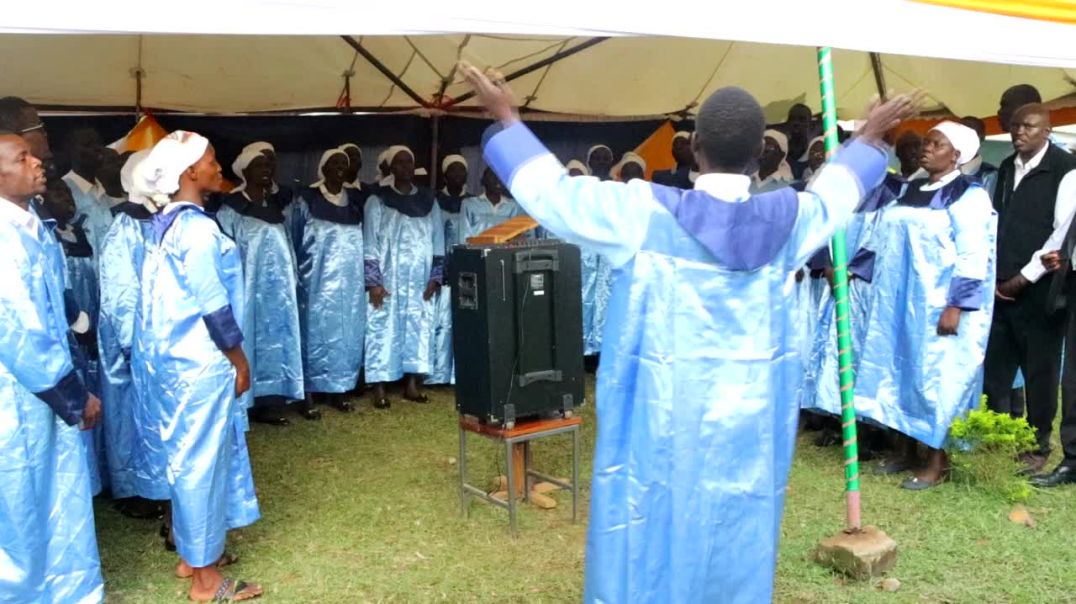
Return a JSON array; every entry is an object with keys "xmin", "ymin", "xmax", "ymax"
[
  {"xmin": 857, "ymin": 91, "xmax": 926, "ymax": 145},
  {"xmin": 459, "ymin": 61, "xmax": 520, "ymax": 125}
]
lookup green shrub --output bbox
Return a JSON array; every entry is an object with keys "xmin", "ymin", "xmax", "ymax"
[{"xmin": 946, "ymin": 396, "xmax": 1037, "ymax": 502}]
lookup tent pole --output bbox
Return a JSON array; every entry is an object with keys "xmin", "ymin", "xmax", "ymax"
[
  {"xmin": 817, "ymin": 46, "xmax": 861, "ymax": 532},
  {"xmin": 869, "ymin": 53, "xmax": 888, "ymax": 101},
  {"xmin": 443, "ymin": 37, "xmax": 609, "ymax": 109},
  {"xmin": 430, "ymin": 114, "xmax": 441, "ymax": 189},
  {"xmin": 340, "ymin": 36, "xmax": 430, "ymax": 108}
]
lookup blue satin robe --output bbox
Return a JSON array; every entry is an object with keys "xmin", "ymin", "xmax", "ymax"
[
  {"xmin": 483, "ymin": 122, "xmax": 888, "ymax": 604},
  {"xmin": 426, "ymin": 192, "xmax": 471, "ymax": 385},
  {"xmin": 0, "ymin": 203, "xmax": 104, "ymax": 604},
  {"xmin": 97, "ymin": 205, "xmax": 152, "ymax": 499},
  {"xmin": 363, "ymin": 189, "xmax": 444, "ymax": 383},
  {"xmin": 217, "ymin": 197, "xmax": 304, "ymax": 402},
  {"xmin": 845, "ymin": 176, "xmax": 996, "ymax": 448},
  {"xmin": 64, "ymin": 174, "xmax": 113, "ymax": 277},
  {"xmin": 289, "ymin": 188, "xmax": 366, "ymax": 394},
  {"xmin": 137, "ymin": 202, "xmax": 259, "ymax": 567}
]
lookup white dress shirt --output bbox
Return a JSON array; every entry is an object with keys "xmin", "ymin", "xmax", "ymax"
[{"xmin": 1014, "ymin": 144, "xmax": 1076, "ymax": 282}]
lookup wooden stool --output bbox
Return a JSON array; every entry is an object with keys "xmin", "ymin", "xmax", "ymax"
[{"xmin": 458, "ymin": 415, "xmax": 582, "ymax": 535}]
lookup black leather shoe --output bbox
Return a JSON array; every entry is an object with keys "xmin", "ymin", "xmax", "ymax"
[{"xmin": 1030, "ymin": 465, "xmax": 1076, "ymax": 488}]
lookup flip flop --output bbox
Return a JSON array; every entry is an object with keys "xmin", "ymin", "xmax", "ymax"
[
  {"xmin": 190, "ymin": 577, "xmax": 262, "ymax": 602},
  {"xmin": 373, "ymin": 397, "xmax": 391, "ymax": 409},
  {"xmin": 403, "ymin": 393, "xmax": 429, "ymax": 404},
  {"xmin": 176, "ymin": 552, "xmax": 239, "ymax": 579}
]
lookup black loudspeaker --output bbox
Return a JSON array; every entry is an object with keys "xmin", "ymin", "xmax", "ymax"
[{"xmin": 450, "ymin": 240, "xmax": 585, "ymax": 428}]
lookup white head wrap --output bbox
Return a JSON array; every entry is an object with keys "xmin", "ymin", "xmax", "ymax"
[
  {"xmin": 586, "ymin": 144, "xmax": 612, "ymax": 165},
  {"xmin": 311, "ymin": 148, "xmax": 349, "ymax": 188},
  {"xmin": 385, "ymin": 145, "xmax": 415, "ymax": 166},
  {"xmin": 242, "ymin": 141, "xmax": 274, "ymax": 158},
  {"xmin": 130, "ymin": 131, "xmax": 209, "ymax": 209},
  {"xmin": 566, "ymin": 159, "xmax": 590, "ymax": 176},
  {"xmin": 759, "ymin": 129, "xmax": 794, "ymax": 183},
  {"xmin": 613, "ymin": 152, "xmax": 647, "ymax": 181},
  {"xmin": 800, "ymin": 135, "xmax": 826, "ymax": 163},
  {"xmin": 230, "ymin": 147, "xmax": 267, "ymax": 193},
  {"xmin": 120, "ymin": 149, "xmax": 151, "ymax": 196},
  {"xmin": 339, "ymin": 143, "xmax": 362, "ymax": 160},
  {"xmin": 930, "ymin": 121, "xmax": 981, "ymax": 166},
  {"xmin": 672, "ymin": 131, "xmax": 692, "ymax": 142},
  {"xmin": 442, "ymin": 154, "xmax": 468, "ymax": 173}
]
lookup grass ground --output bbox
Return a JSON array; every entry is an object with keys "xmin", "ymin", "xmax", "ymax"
[{"xmin": 97, "ymin": 380, "xmax": 1076, "ymax": 603}]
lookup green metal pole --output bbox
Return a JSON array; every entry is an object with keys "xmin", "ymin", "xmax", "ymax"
[{"xmin": 817, "ymin": 46, "xmax": 861, "ymax": 531}]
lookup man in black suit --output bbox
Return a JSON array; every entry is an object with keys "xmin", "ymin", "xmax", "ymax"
[{"xmin": 985, "ymin": 103, "xmax": 1076, "ymax": 474}]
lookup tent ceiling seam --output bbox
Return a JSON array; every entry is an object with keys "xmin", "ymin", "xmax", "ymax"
[
  {"xmin": 523, "ymin": 39, "xmax": 571, "ymax": 108},
  {"xmin": 687, "ymin": 42, "xmax": 736, "ymax": 112},
  {"xmin": 404, "ymin": 35, "xmax": 445, "ymax": 80}
]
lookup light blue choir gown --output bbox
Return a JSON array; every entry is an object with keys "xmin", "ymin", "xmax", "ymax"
[
  {"xmin": 425, "ymin": 191, "xmax": 471, "ymax": 385},
  {"xmin": 289, "ymin": 186, "xmax": 368, "ymax": 394},
  {"xmin": 63, "ymin": 174, "xmax": 112, "ymax": 298},
  {"xmin": 363, "ymin": 186, "xmax": 444, "ymax": 383},
  {"xmin": 482, "ymin": 122, "xmax": 889, "ymax": 604},
  {"xmin": 0, "ymin": 201, "xmax": 104, "ymax": 604},
  {"xmin": 800, "ymin": 174, "xmax": 904, "ymax": 414},
  {"xmin": 51, "ymin": 216, "xmax": 105, "ymax": 496},
  {"xmin": 97, "ymin": 202, "xmax": 154, "ymax": 499},
  {"xmin": 823, "ymin": 174, "xmax": 997, "ymax": 448},
  {"xmin": 217, "ymin": 192, "xmax": 304, "ymax": 403},
  {"xmin": 137, "ymin": 202, "xmax": 259, "ymax": 567}
]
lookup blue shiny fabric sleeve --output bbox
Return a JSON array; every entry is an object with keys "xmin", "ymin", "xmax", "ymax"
[
  {"xmin": 0, "ymin": 244, "xmax": 86, "ymax": 425},
  {"xmin": 483, "ymin": 122, "xmax": 658, "ymax": 268},
  {"xmin": 363, "ymin": 196, "xmax": 384, "ymax": 284},
  {"xmin": 946, "ymin": 185, "xmax": 993, "ymax": 310},
  {"xmin": 183, "ymin": 220, "xmax": 244, "ymax": 350}
]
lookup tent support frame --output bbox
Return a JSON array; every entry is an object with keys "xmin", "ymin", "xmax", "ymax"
[{"xmin": 341, "ymin": 35, "xmax": 431, "ymax": 108}]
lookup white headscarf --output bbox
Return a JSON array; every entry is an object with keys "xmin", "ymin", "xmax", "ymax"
[
  {"xmin": 130, "ymin": 131, "xmax": 209, "ymax": 210},
  {"xmin": 338, "ymin": 144, "xmax": 363, "ymax": 188},
  {"xmin": 566, "ymin": 160, "xmax": 590, "ymax": 176},
  {"xmin": 612, "ymin": 152, "xmax": 647, "ymax": 181},
  {"xmin": 230, "ymin": 147, "xmax": 266, "ymax": 193},
  {"xmin": 672, "ymin": 131, "xmax": 692, "ymax": 142},
  {"xmin": 586, "ymin": 144, "xmax": 612, "ymax": 166},
  {"xmin": 242, "ymin": 141, "xmax": 274, "ymax": 158},
  {"xmin": 930, "ymin": 121, "xmax": 981, "ymax": 166},
  {"xmin": 442, "ymin": 154, "xmax": 467, "ymax": 173},
  {"xmin": 381, "ymin": 145, "xmax": 415, "ymax": 188},
  {"xmin": 759, "ymin": 129, "xmax": 794, "ymax": 182},
  {"xmin": 120, "ymin": 149, "xmax": 150, "ymax": 196},
  {"xmin": 799, "ymin": 135, "xmax": 826, "ymax": 163},
  {"xmin": 339, "ymin": 143, "xmax": 361, "ymax": 158},
  {"xmin": 312, "ymin": 148, "xmax": 350, "ymax": 206}
]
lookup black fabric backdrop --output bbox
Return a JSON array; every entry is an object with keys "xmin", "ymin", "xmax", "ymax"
[{"xmin": 42, "ymin": 114, "xmax": 690, "ymax": 192}]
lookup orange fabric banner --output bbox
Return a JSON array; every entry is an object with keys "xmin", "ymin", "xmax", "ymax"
[
  {"xmin": 633, "ymin": 121, "xmax": 678, "ymax": 180},
  {"xmin": 915, "ymin": 0, "xmax": 1076, "ymax": 24},
  {"xmin": 116, "ymin": 115, "xmax": 168, "ymax": 153}
]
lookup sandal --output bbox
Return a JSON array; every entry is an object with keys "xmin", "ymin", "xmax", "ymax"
[
  {"xmin": 373, "ymin": 397, "xmax": 391, "ymax": 409},
  {"xmin": 190, "ymin": 577, "xmax": 262, "ymax": 602},
  {"xmin": 403, "ymin": 393, "xmax": 429, "ymax": 404},
  {"xmin": 175, "ymin": 551, "xmax": 240, "ymax": 578},
  {"xmin": 331, "ymin": 396, "xmax": 354, "ymax": 413}
]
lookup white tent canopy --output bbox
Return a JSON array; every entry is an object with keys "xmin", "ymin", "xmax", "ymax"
[{"xmin": 3, "ymin": 0, "xmax": 1075, "ymax": 119}]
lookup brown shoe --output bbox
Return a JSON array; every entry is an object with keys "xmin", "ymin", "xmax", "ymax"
[{"xmin": 1018, "ymin": 452, "xmax": 1049, "ymax": 475}]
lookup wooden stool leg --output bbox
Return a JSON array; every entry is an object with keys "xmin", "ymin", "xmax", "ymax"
[{"xmin": 511, "ymin": 442, "xmax": 526, "ymax": 499}]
